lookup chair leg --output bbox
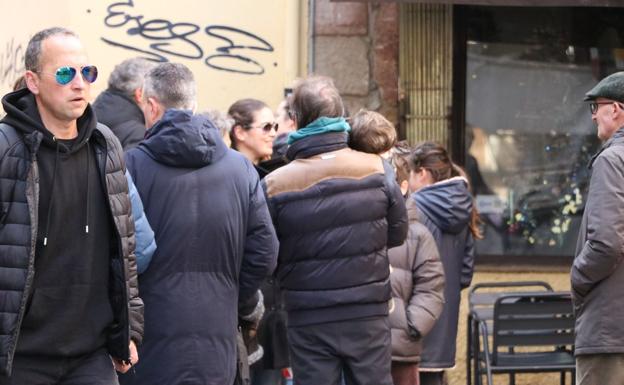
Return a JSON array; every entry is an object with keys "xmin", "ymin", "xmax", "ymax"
[
  {"xmin": 467, "ymin": 315, "xmax": 473, "ymax": 385},
  {"xmin": 478, "ymin": 322, "xmax": 493, "ymax": 385},
  {"xmin": 508, "ymin": 348, "xmax": 515, "ymax": 385},
  {"xmin": 486, "ymin": 367, "xmax": 493, "ymax": 385},
  {"xmin": 473, "ymin": 324, "xmax": 481, "ymax": 385}
]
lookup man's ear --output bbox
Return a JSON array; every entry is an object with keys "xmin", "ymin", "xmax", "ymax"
[
  {"xmin": 24, "ymin": 71, "xmax": 39, "ymax": 95},
  {"xmin": 613, "ymin": 102, "xmax": 624, "ymax": 118},
  {"xmin": 147, "ymin": 97, "xmax": 157, "ymax": 115},
  {"xmin": 143, "ymin": 96, "xmax": 163, "ymax": 129},
  {"xmin": 147, "ymin": 97, "xmax": 165, "ymax": 121},
  {"xmin": 133, "ymin": 88, "xmax": 143, "ymax": 105}
]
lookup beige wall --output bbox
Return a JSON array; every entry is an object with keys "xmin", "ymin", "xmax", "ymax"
[{"xmin": 0, "ymin": 0, "xmax": 307, "ymax": 113}]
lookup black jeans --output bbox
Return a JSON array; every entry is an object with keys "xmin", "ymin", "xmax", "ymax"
[
  {"xmin": 0, "ymin": 348, "xmax": 118, "ymax": 385},
  {"xmin": 287, "ymin": 316, "xmax": 392, "ymax": 385}
]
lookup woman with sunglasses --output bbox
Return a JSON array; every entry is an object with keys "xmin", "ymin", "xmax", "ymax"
[
  {"xmin": 228, "ymin": 98, "xmax": 289, "ymax": 385},
  {"xmin": 228, "ymin": 98, "xmax": 278, "ymax": 177}
]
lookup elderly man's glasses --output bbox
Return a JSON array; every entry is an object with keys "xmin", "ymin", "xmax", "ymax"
[
  {"xmin": 249, "ymin": 122, "xmax": 278, "ymax": 133},
  {"xmin": 40, "ymin": 65, "xmax": 98, "ymax": 85},
  {"xmin": 589, "ymin": 101, "xmax": 623, "ymax": 114}
]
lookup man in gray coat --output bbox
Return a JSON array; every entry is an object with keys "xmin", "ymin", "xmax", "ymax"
[{"xmin": 572, "ymin": 71, "xmax": 624, "ymax": 385}]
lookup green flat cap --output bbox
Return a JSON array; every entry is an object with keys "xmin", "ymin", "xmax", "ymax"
[{"xmin": 584, "ymin": 71, "xmax": 624, "ymax": 102}]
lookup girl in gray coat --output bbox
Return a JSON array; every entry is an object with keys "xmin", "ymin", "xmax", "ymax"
[{"xmin": 387, "ymin": 145, "xmax": 445, "ymax": 385}]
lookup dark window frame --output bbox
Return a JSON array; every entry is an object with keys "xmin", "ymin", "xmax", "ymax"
[{"xmin": 450, "ymin": 5, "xmax": 624, "ymax": 265}]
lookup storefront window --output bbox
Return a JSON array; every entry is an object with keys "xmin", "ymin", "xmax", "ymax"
[{"xmin": 464, "ymin": 7, "xmax": 624, "ymax": 258}]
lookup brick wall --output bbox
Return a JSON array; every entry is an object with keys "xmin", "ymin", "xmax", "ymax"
[{"xmin": 313, "ymin": 0, "xmax": 399, "ymax": 125}]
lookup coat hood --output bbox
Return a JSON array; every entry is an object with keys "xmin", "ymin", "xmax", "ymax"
[
  {"xmin": 93, "ymin": 89, "xmax": 144, "ymax": 128},
  {"xmin": 411, "ymin": 176, "xmax": 472, "ymax": 234},
  {"xmin": 140, "ymin": 109, "xmax": 227, "ymax": 168},
  {"xmin": 1, "ymin": 88, "xmax": 96, "ymax": 153}
]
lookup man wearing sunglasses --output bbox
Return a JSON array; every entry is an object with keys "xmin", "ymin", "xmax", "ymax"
[
  {"xmin": 0, "ymin": 27, "xmax": 143, "ymax": 384},
  {"xmin": 572, "ymin": 71, "xmax": 624, "ymax": 385}
]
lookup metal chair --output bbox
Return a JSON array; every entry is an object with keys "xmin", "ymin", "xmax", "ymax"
[
  {"xmin": 476, "ymin": 292, "xmax": 575, "ymax": 385},
  {"xmin": 467, "ymin": 281, "xmax": 554, "ymax": 385}
]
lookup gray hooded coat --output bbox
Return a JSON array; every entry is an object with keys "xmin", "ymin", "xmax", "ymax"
[{"xmin": 410, "ymin": 177, "xmax": 475, "ymax": 369}]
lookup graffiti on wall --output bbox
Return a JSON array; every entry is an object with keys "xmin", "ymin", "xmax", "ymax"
[
  {"xmin": 102, "ymin": 0, "xmax": 275, "ymax": 75},
  {"xmin": 0, "ymin": 37, "xmax": 26, "ymax": 90}
]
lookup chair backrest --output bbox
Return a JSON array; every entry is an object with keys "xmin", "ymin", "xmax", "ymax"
[
  {"xmin": 491, "ymin": 292, "xmax": 574, "ymax": 363},
  {"xmin": 469, "ymin": 281, "xmax": 553, "ymax": 309}
]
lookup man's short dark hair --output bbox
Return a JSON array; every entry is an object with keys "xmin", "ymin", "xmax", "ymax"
[
  {"xmin": 25, "ymin": 27, "xmax": 78, "ymax": 72},
  {"xmin": 290, "ymin": 76, "xmax": 345, "ymax": 129},
  {"xmin": 143, "ymin": 62, "xmax": 196, "ymax": 110}
]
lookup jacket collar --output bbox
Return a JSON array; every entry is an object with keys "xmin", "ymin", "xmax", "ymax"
[
  {"xmin": 286, "ymin": 132, "xmax": 349, "ymax": 161},
  {"xmin": 589, "ymin": 126, "xmax": 624, "ymax": 168}
]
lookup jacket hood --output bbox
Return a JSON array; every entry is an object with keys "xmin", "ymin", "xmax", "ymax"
[
  {"xmin": 93, "ymin": 89, "xmax": 144, "ymax": 128},
  {"xmin": 140, "ymin": 109, "xmax": 227, "ymax": 168},
  {"xmin": 411, "ymin": 176, "xmax": 472, "ymax": 234},
  {"xmin": 1, "ymin": 88, "xmax": 96, "ymax": 153}
]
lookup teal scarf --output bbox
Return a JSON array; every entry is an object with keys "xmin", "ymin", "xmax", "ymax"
[{"xmin": 287, "ymin": 117, "xmax": 351, "ymax": 145}]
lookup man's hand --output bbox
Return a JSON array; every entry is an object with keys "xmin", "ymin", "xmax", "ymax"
[{"xmin": 113, "ymin": 340, "xmax": 139, "ymax": 373}]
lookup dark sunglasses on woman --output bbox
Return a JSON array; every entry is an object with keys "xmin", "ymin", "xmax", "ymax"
[{"xmin": 249, "ymin": 122, "xmax": 278, "ymax": 133}]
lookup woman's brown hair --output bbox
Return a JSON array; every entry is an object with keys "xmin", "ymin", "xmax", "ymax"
[
  {"xmin": 409, "ymin": 141, "xmax": 483, "ymax": 239},
  {"xmin": 227, "ymin": 98, "xmax": 269, "ymax": 150}
]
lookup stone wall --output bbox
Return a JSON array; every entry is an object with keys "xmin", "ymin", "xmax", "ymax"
[{"xmin": 313, "ymin": 0, "xmax": 399, "ymax": 125}]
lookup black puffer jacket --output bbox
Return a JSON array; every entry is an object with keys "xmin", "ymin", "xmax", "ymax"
[
  {"xmin": 93, "ymin": 89, "xmax": 146, "ymax": 150},
  {"xmin": 388, "ymin": 203, "xmax": 445, "ymax": 363},
  {"xmin": 122, "ymin": 109, "xmax": 278, "ymax": 385},
  {"xmin": 263, "ymin": 132, "xmax": 408, "ymax": 326},
  {"xmin": 0, "ymin": 89, "xmax": 143, "ymax": 376}
]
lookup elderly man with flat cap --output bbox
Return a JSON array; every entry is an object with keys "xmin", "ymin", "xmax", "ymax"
[{"xmin": 572, "ymin": 71, "xmax": 624, "ymax": 385}]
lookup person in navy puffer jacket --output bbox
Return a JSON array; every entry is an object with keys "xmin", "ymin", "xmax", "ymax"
[
  {"xmin": 406, "ymin": 142, "xmax": 480, "ymax": 385},
  {"xmin": 119, "ymin": 63, "xmax": 278, "ymax": 385},
  {"xmin": 263, "ymin": 76, "xmax": 408, "ymax": 385}
]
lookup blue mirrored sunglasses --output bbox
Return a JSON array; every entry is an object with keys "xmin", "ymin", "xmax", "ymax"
[{"xmin": 54, "ymin": 65, "xmax": 98, "ymax": 85}]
